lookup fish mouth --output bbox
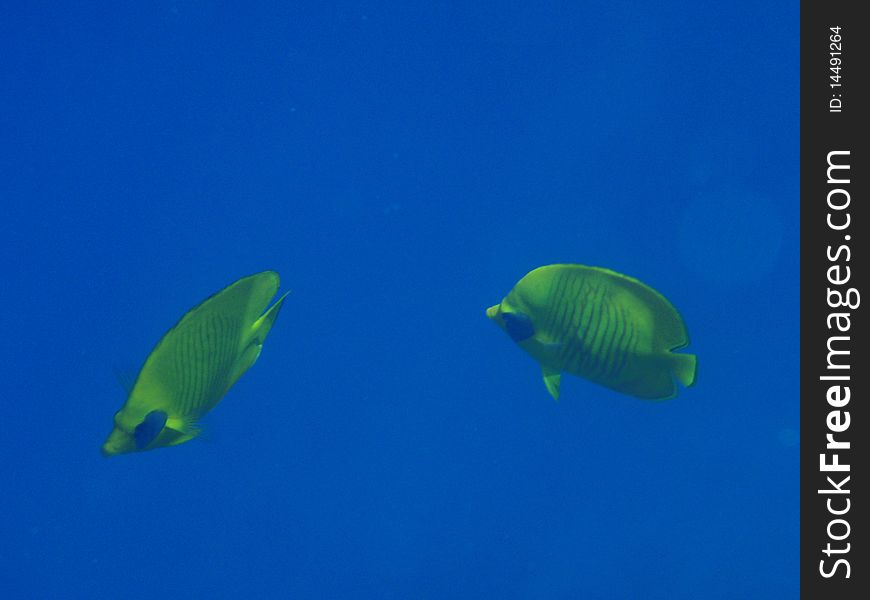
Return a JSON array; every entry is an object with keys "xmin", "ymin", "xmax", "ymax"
[
  {"xmin": 486, "ymin": 304, "xmax": 500, "ymax": 320},
  {"xmin": 100, "ymin": 437, "xmax": 123, "ymax": 456},
  {"xmin": 101, "ymin": 428, "xmax": 134, "ymax": 456}
]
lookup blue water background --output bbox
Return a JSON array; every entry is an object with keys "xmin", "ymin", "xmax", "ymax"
[{"xmin": 1, "ymin": 2, "xmax": 798, "ymax": 598}]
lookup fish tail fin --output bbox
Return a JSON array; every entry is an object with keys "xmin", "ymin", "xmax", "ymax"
[
  {"xmin": 670, "ymin": 353, "xmax": 697, "ymax": 388},
  {"xmin": 252, "ymin": 291, "xmax": 290, "ymax": 343}
]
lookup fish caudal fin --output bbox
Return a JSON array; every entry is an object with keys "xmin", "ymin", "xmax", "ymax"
[{"xmin": 671, "ymin": 353, "xmax": 697, "ymax": 388}]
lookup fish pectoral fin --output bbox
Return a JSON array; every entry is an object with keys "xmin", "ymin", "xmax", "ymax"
[
  {"xmin": 166, "ymin": 415, "xmax": 201, "ymax": 437},
  {"xmin": 541, "ymin": 366, "xmax": 562, "ymax": 400},
  {"xmin": 529, "ymin": 340, "xmax": 564, "ymax": 365},
  {"xmin": 539, "ymin": 341, "xmax": 563, "ymax": 354}
]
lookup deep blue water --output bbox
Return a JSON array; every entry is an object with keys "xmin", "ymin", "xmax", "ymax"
[{"xmin": 1, "ymin": 2, "xmax": 798, "ymax": 598}]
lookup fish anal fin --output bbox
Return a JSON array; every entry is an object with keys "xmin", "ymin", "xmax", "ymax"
[{"xmin": 542, "ymin": 366, "xmax": 561, "ymax": 400}]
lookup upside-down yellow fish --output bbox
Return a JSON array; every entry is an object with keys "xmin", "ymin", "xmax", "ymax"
[
  {"xmin": 487, "ymin": 264, "xmax": 696, "ymax": 400},
  {"xmin": 101, "ymin": 271, "xmax": 288, "ymax": 456}
]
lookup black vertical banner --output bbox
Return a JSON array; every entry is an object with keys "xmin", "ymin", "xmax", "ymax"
[{"xmin": 801, "ymin": 2, "xmax": 867, "ymax": 598}]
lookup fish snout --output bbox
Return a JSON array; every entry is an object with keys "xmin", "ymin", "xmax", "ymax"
[
  {"xmin": 101, "ymin": 427, "xmax": 134, "ymax": 457},
  {"xmin": 486, "ymin": 304, "xmax": 500, "ymax": 320}
]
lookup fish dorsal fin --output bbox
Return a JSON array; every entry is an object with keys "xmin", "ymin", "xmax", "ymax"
[
  {"xmin": 542, "ymin": 366, "xmax": 561, "ymax": 400},
  {"xmin": 224, "ymin": 289, "xmax": 288, "ymax": 388},
  {"xmin": 156, "ymin": 271, "xmax": 282, "ymax": 346},
  {"xmin": 251, "ymin": 290, "xmax": 290, "ymax": 344},
  {"xmin": 235, "ymin": 272, "xmax": 283, "ymax": 331}
]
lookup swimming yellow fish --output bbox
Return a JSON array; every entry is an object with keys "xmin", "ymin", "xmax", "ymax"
[
  {"xmin": 487, "ymin": 264, "xmax": 696, "ymax": 400},
  {"xmin": 102, "ymin": 271, "xmax": 288, "ymax": 456}
]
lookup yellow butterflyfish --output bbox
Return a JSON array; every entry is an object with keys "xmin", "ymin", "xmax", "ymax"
[
  {"xmin": 487, "ymin": 264, "xmax": 696, "ymax": 400},
  {"xmin": 101, "ymin": 271, "xmax": 288, "ymax": 456}
]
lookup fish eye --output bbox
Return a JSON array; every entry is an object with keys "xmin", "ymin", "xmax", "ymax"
[
  {"xmin": 133, "ymin": 410, "xmax": 168, "ymax": 450},
  {"xmin": 501, "ymin": 311, "xmax": 535, "ymax": 342}
]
